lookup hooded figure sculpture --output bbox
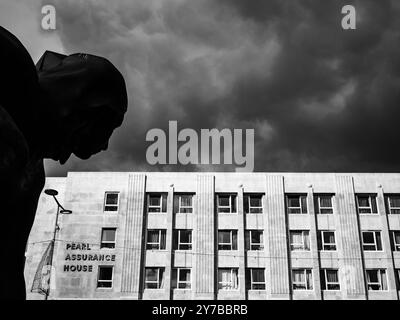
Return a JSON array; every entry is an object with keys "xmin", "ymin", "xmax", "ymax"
[{"xmin": 0, "ymin": 26, "xmax": 128, "ymax": 299}]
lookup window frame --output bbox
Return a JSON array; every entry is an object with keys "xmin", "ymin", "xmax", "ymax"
[
  {"xmin": 218, "ymin": 230, "xmax": 238, "ymax": 250},
  {"xmin": 217, "ymin": 194, "xmax": 237, "ymax": 214},
  {"xmin": 146, "ymin": 229, "xmax": 167, "ymax": 250},
  {"xmin": 314, "ymin": 194, "xmax": 334, "ymax": 214},
  {"xmin": 320, "ymin": 269, "xmax": 340, "ymax": 291},
  {"xmin": 362, "ymin": 231, "xmax": 383, "ymax": 251},
  {"xmin": 246, "ymin": 268, "xmax": 266, "ymax": 290},
  {"xmin": 104, "ymin": 192, "xmax": 120, "ymax": 212},
  {"xmin": 356, "ymin": 194, "xmax": 378, "ymax": 215},
  {"xmin": 244, "ymin": 194, "xmax": 264, "ymax": 214},
  {"xmin": 100, "ymin": 227, "xmax": 117, "ymax": 249},
  {"xmin": 174, "ymin": 194, "xmax": 194, "ymax": 214},
  {"xmin": 245, "ymin": 230, "xmax": 264, "ymax": 251},
  {"xmin": 286, "ymin": 194, "xmax": 308, "ymax": 214},
  {"xmin": 396, "ymin": 269, "xmax": 400, "ymax": 290},
  {"xmin": 386, "ymin": 195, "xmax": 400, "ymax": 214},
  {"xmin": 147, "ymin": 193, "xmax": 168, "ymax": 214},
  {"xmin": 173, "ymin": 229, "xmax": 193, "ymax": 251},
  {"xmin": 97, "ymin": 265, "xmax": 113, "ymax": 289},
  {"xmin": 292, "ymin": 269, "xmax": 313, "ymax": 291},
  {"xmin": 390, "ymin": 230, "xmax": 400, "ymax": 251},
  {"xmin": 144, "ymin": 267, "xmax": 165, "ymax": 289},
  {"xmin": 366, "ymin": 269, "xmax": 388, "ymax": 291},
  {"xmin": 218, "ymin": 268, "xmax": 239, "ymax": 291},
  {"xmin": 318, "ymin": 230, "xmax": 337, "ymax": 251},
  {"xmin": 172, "ymin": 268, "xmax": 191, "ymax": 290},
  {"xmin": 289, "ymin": 230, "xmax": 310, "ymax": 251}
]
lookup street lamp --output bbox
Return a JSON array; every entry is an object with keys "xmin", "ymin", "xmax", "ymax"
[{"xmin": 43, "ymin": 188, "xmax": 72, "ymax": 300}]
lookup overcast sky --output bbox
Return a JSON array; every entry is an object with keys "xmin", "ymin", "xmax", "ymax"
[{"xmin": 1, "ymin": 0, "xmax": 400, "ymax": 176}]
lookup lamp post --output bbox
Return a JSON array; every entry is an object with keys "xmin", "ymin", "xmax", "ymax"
[{"xmin": 43, "ymin": 189, "xmax": 72, "ymax": 300}]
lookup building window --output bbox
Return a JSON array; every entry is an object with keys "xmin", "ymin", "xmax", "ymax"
[
  {"xmin": 173, "ymin": 194, "xmax": 194, "ymax": 214},
  {"xmin": 289, "ymin": 230, "xmax": 310, "ymax": 251},
  {"xmin": 173, "ymin": 230, "xmax": 192, "ymax": 250},
  {"xmin": 385, "ymin": 194, "xmax": 400, "ymax": 214},
  {"xmin": 218, "ymin": 230, "xmax": 238, "ymax": 250},
  {"xmin": 146, "ymin": 229, "xmax": 166, "ymax": 250},
  {"xmin": 218, "ymin": 230, "xmax": 237, "ymax": 250},
  {"xmin": 292, "ymin": 269, "xmax": 313, "ymax": 290},
  {"xmin": 366, "ymin": 269, "xmax": 388, "ymax": 291},
  {"xmin": 172, "ymin": 268, "xmax": 191, "ymax": 289},
  {"xmin": 320, "ymin": 269, "xmax": 340, "ymax": 290},
  {"xmin": 97, "ymin": 266, "xmax": 113, "ymax": 288},
  {"xmin": 144, "ymin": 267, "xmax": 165, "ymax": 289},
  {"xmin": 286, "ymin": 194, "xmax": 308, "ymax": 214},
  {"xmin": 218, "ymin": 268, "xmax": 239, "ymax": 290},
  {"xmin": 217, "ymin": 194, "xmax": 237, "ymax": 213},
  {"xmin": 100, "ymin": 228, "xmax": 116, "ymax": 249},
  {"xmin": 314, "ymin": 194, "xmax": 334, "ymax": 214},
  {"xmin": 356, "ymin": 194, "xmax": 378, "ymax": 214},
  {"xmin": 147, "ymin": 193, "xmax": 168, "ymax": 213},
  {"xmin": 244, "ymin": 194, "xmax": 263, "ymax": 214},
  {"xmin": 245, "ymin": 268, "xmax": 266, "ymax": 290},
  {"xmin": 396, "ymin": 269, "xmax": 400, "ymax": 290},
  {"xmin": 317, "ymin": 231, "xmax": 336, "ymax": 251},
  {"xmin": 104, "ymin": 192, "xmax": 119, "ymax": 212},
  {"xmin": 390, "ymin": 231, "xmax": 400, "ymax": 251},
  {"xmin": 245, "ymin": 230, "xmax": 264, "ymax": 251},
  {"xmin": 362, "ymin": 231, "xmax": 383, "ymax": 251}
]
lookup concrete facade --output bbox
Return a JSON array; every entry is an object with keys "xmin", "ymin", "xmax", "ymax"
[{"xmin": 24, "ymin": 172, "xmax": 400, "ymax": 300}]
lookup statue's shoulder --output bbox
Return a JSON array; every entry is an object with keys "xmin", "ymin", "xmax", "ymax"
[
  {"xmin": 0, "ymin": 104, "xmax": 29, "ymax": 174},
  {"xmin": 0, "ymin": 27, "xmax": 41, "ymax": 128},
  {"xmin": 0, "ymin": 104, "xmax": 45, "ymax": 200},
  {"xmin": 0, "ymin": 26, "xmax": 37, "ymax": 77}
]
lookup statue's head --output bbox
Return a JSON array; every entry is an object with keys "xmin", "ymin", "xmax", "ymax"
[{"xmin": 36, "ymin": 51, "xmax": 127, "ymax": 164}]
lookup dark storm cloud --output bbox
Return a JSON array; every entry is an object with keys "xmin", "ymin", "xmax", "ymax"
[
  {"xmin": 42, "ymin": 0, "xmax": 400, "ymax": 175},
  {"xmin": 215, "ymin": 0, "xmax": 400, "ymax": 172}
]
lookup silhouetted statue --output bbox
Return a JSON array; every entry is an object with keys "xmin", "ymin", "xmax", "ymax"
[{"xmin": 0, "ymin": 26, "xmax": 127, "ymax": 299}]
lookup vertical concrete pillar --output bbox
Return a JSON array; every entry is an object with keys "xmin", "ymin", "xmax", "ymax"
[
  {"xmin": 334, "ymin": 175, "xmax": 366, "ymax": 299},
  {"xmin": 164, "ymin": 185, "xmax": 175, "ymax": 299},
  {"xmin": 121, "ymin": 174, "xmax": 146, "ymax": 299},
  {"xmin": 307, "ymin": 185, "xmax": 322, "ymax": 299},
  {"xmin": 376, "ymin": 184, "xmax": 399, "ymax": 300},
  {"xmin": 237, "ymin": 185, "xmax": 246, "ymax": 299},
  {"xmin": 193, "ymin": 175, "xmax": 215, "ymax": 299},
  {"xmin": 264, "ymin": 175, "xmax": 290, "ymax": 299}
]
